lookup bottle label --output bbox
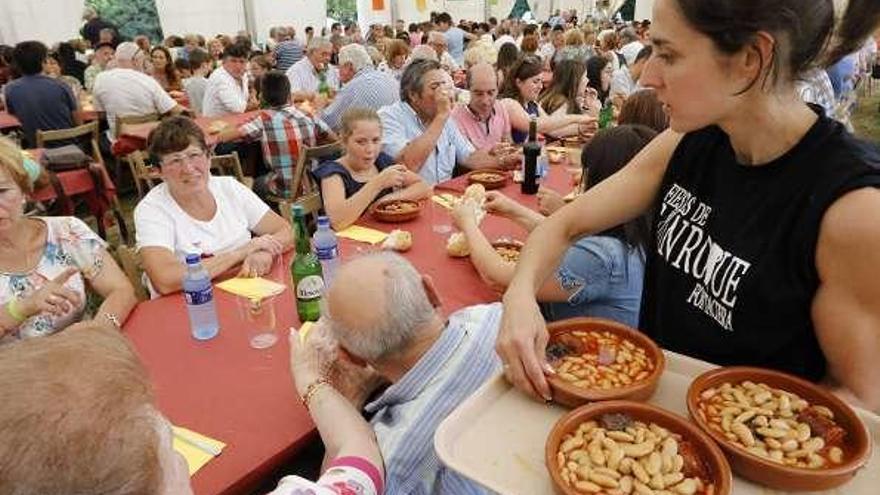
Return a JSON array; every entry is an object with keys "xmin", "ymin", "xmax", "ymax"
[
  {"xmin": 315, "ymin": 245, "xmax": 338, "ymax": 261},
  {"xmin": 296, "ymin": 275, "xmax": 325, "ymax": 301},
  {"xmin": 185, "ymin": 286, "xmax": 213, "ymax": 305}
]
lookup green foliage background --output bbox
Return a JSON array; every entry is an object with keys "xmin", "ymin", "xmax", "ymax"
[
  {"xmin": 327, "ymin": 0, "xmax": 357, "ymax": 24},
  {"xmin": 619, "ymin": 0, "xmax": 636, "ymax": 21},
  {"xmin": 85, "ymin": 0, "xmax": 164, "ymax": 43}
]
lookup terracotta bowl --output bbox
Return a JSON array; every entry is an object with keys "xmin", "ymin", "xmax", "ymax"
[
  {"xmin": 369, "ymin": 199, "xmax": 423, "ymax": 223},
  {"xmin": 546, "ymin": 400, "xmax": 733, "ymax": 495},
  {"xmin": 491, "ymin": 239, "xmax": 523, "ymax": 263},
  {"xmin": 546, "ymin": 318, "xmax": 665, "ymax": 407},
  {"xmin": 686, "ymin": 366, "xmax": 872, "ymax": 491},
  {"xmin": 467, "ymin": 168, "xmax": 509, "ymax": 190}
]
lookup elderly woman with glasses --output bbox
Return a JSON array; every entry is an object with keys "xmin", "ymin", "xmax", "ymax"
[
  {"xmin": 0, "ymin": 138, "xmax": 137, "ymax": 343},
  {"xmin": 134, "ymin": 116, "xmax": 292, "ymax": 296}
]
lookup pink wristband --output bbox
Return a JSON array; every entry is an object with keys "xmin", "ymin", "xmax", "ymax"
[{"xmin": 328, "ymin": 456, "xmax": 384, "ymax": 494}]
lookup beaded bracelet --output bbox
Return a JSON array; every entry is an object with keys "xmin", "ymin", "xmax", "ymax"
[
  {"xmin": 301, "ymin": 379, "xmax": 334, "ymax": 411},
  {"xmin": 6, "ymin": 298, "xmax": 26, "ymax": 323}
]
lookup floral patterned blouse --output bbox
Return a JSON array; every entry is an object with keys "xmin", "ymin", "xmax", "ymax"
[{"xmin": 0, "ymin": 217, "xmax": 104, "ymax": 344}]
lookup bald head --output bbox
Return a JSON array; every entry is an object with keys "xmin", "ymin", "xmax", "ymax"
[
  {"xmin": 325, "ymin": 253, "xmax": 437, "ymax": 363},
  {"xmin": 467, "ymin": 62, "xmax": 497, "ymax": 89},
  {"xmin": 467, "ymin": 62, "xmax": 499, "ymax": 119}
]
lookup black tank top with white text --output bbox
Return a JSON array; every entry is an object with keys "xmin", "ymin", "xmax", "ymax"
[{"xmin": 640, "ymin": 109, "xmax": 880, "ymax": 381}]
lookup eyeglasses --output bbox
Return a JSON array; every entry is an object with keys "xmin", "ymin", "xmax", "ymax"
[{"xmin": 162, "ymin": 149, "xmax": 207, "ymax": 168}]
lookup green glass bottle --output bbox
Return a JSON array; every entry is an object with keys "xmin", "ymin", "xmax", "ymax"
[
  {"xmin": 599, "ymin": 100, "xmax": 614, "ymax": 130},
  {"xmin": 317, "ymin": 71, "xmax": 330, "ymax": 98},
  {"xmin": 290, "ymin": 205, "xmax": 324, "ymax": 322}
]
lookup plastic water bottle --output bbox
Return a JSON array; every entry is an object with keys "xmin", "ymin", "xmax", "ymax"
[
  {"xmin": 313, "ymin": 216, "xmax": 340, "ymax": 288},
  {"xmin": 182, "ymin": 254, "xmax": 219, "ymax": 340}
]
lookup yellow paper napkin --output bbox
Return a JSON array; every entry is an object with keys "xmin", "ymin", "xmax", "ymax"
[
  {"xmin": 215, "ymin": 277, "xmax": 286, "ymax": 300},
  {"xmin": 172, "ymin": 426, "xmax": 226, "ymax": 476},
  {"xmin": 431, "ymin": 194, "xmax": 457, "ymax": 210},
  {"xmin": 336, "ymin": 225, "xmax": 388, "ymax": 244}
]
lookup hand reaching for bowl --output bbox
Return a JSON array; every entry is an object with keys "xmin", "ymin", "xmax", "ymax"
[
  {"xmin": 537, "ymin": 187, "xmax": 565, "ymax": 216},
  {"xmin": 484, "ymin": 191, "xmax": 522, "ymax": 218}
]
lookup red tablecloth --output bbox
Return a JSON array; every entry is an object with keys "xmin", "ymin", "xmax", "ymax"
[
  {"xmin": 122, "ymin": 162, "xmax": 574, "ymax": 495},
  {"xmin": 114, "ymin": 111, "xmax": 262, "ymax": 156},
  {"xmin": 27, "ymin": 149, "xmax": 117, "ymax": 216},
  {"xmin": 0, "ymin": 111, "xmax": 20, "ymax": 131}
]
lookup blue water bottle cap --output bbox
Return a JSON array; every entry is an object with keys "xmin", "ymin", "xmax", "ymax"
[
  {"xmin": 185, "ymin": 254, "xmax": 201, "ymax": 265},
  {"xmin": 317, "ymin": 216, "xmax": 330, "ymax": 228}
]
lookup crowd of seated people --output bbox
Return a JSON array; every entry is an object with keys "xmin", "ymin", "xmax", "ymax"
[{"xmin": 1, "ymin": 5, "xmax": 878, "ymax": 494}]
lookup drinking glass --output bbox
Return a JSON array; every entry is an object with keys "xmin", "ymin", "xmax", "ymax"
[{"xmin": 237, "ymin": 295, "xmax": 278, "ymax": 349}]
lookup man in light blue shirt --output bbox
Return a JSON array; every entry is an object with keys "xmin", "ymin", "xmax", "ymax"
[
  {"xmin": 436, "ymin": 13, "xmax": 474, "ymax": 67},
  {"xmin": 321, "ymin": 252, "xmax": 501, "ymax": 495},
  {"xmin": 378, "ymin": 59, "xmax": 495, "ymax": 184},
  {"xmin": 320, "ymin": 44, "xmax": 399, "ymax": 130}
]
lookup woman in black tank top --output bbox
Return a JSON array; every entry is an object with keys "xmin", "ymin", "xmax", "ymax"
[{"xmin": 496, "ymin": 0, "xmax": 880, "ymax": 413}]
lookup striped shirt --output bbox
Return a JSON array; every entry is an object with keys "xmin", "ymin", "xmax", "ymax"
[
  {"xmin": 321, "ymin": 67, "xmax": 399, "ymax": 130},
  {"xmin": 239, "ymin": 106, "xmax": 332, "ymax": 190},
  {"xmin": 365, "ymin": 303, "xmax": 503, "ymax": 495},
  {"xmin": 274, "ymin": 40, "xmax": 304, "ymax": 72}
]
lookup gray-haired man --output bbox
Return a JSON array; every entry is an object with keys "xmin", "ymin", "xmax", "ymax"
[
  {"xmin": 317, "ymin": 252, "xmax": 500, "ymax": 494},
  {"xmin": 320, "ymin": 44, "xmax": 399, "ymax": 130},
  {"xmin": 285, "ymin": 37, "xmax": 339, "ymax": 103}
]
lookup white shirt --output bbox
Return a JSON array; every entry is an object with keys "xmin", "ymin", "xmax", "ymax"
[
  {"xmin": 285, "ymin": 57, "xmax": 340, "ymax": 94},
  {"xmin": 201, "ymin": 66, "xmax": 249, "ymax": 117},
  {"xmin": 610, "ymin": 66, "xmax": 639, "ymax": 99},
  {"xmin": 620, "ymin": 40, "xmax": 645, "ymax": 66},
  {"xmin": 134, "ymin": 176, "xmax": 269, "ymax": 261},
  {"xmin": 92, "ymin": 68, "xmax": 177, "ymax": 141}
]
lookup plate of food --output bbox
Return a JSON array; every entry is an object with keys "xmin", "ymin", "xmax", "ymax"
[
  {"xmin": 546, "ymin": 400, "xmax": 733, "ymax": 495},
  {"xmin": 545, "ymin": 318, "xmax": 666, "ymax": 407},
  {"xmin": 467, "ymin": 169, "xmax": 509, "ymax": 190},
  {"xmin": 491, "ymin": 239, "xmax": 523, "ymax": 264},
  {"xmin": 369, "ymin": 199, "xmax": 423, "ymax": 223},
  {"xmin": 687, "ymin": 367, "xmax": 872, "ymax": 491}
]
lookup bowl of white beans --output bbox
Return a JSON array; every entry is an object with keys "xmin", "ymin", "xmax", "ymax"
[{"xmin": 687, "ymin": 367, "xmax": 872, "ymax": 491}]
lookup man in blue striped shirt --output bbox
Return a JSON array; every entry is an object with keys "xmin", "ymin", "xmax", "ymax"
[
  {"xmin": 323, "ymin": 253, "xmax": 501, "ymax": 494},
  {"xmin": 320, "ymin": 44, "xmax": 399, "ymax": 130},
  {"xmin": 273, "ymin": 27, "xmax": 304, "ymax": 72}
]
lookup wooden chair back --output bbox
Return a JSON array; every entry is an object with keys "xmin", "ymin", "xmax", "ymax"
[
  {"xmin": 290, "ymin": 142, "xmax": 341, "ymax": 199},
  {"xmin": 210, "ymin": 151, "xmax": 253, "ymax": 189},
  {"xmin": 35, "ymin": 121, "xmax": 102, "ymax": 166},
  {"xmin": 115, "ymin": 113, "xmax": 160, "ymax": 139},
  {"xmin": 125, "ymin": 150, "xmax": 162, "ymax": 198}
]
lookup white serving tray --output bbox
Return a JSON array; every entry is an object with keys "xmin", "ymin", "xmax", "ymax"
[{"xmin": 435, "ymin": 351, "xmax": 879, "ymax": 494}]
